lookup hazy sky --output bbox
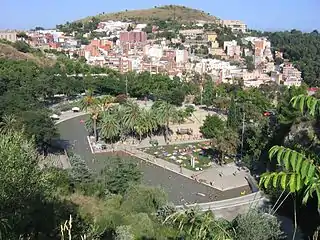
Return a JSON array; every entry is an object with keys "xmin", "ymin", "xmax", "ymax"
[{"xmin": 1, "ymin": 0, "xmax": 319, "ymax": 31}]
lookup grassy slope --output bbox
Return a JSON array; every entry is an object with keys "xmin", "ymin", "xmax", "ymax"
[
  {"xmin": 79, "ymin": 5, "xmax": 218, "ymax": 23},
  {"xmin": 0, "ymin": 43, "xmax": 54, "ymax": 66}
]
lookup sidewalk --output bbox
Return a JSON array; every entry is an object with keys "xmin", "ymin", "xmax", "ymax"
[{"xmin": 124, "ymin": 147, "xmax": 248, "ymax": 191}]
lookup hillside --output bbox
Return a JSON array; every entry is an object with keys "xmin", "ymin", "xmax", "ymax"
[
  {"xmin": 80, "ymin": 5, "xmax": 218, "ymax": 23},
  {"xmin": 0, "ymin": 42, "xmax": 54, "ymax": 66}
]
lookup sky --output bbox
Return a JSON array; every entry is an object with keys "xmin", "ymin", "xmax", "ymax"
[{"xmin": 1, "ymin": 0, "xmax": 320, "ymax": 31}]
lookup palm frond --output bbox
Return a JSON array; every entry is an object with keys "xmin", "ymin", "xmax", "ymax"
[{"xmin": 291, "ymin": 94, "xmax": 320, "ymax": 116}]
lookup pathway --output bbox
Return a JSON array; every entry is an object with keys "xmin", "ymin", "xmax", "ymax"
[{"xmin": 123, "ymin": 147, "xmax": 249, "ymax": 191}]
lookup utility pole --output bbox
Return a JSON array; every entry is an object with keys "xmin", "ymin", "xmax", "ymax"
[{"xmin": 241, "ymin": 112, "xmax": 245, "ymax": 161}]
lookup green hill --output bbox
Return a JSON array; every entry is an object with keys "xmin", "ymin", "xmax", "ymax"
[
  {"xmin": 0, "ymin": 41, "xmax": 54, "ymax": 66},
  {"xmin": 79, "ymin": 5, "xmax": 219, "ymax": 23}
]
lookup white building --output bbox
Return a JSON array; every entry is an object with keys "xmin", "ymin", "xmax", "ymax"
[
  {"xmin": 144, "ymin": 45, "xmax": 163, "ymax": 59},
  {"xmin": 135, "ymin": 24, "xmax": 147, "ymax": 31},
  {"xmin": 222, "ymin": 20, "xmax": 247, "ymax": 33},
  {"xmin": 175, "ymin": 49, "xmax": 188, "ymax": 64}
]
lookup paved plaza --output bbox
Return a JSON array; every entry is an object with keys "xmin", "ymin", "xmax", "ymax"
[{"xmin": 57, "ymin": 111, "xmax": 251, "ymax": 204}]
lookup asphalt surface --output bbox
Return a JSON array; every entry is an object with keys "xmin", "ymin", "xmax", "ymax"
[{"xmin": 58, "ymin": 115, "xmax": 249, "ymax": 204}]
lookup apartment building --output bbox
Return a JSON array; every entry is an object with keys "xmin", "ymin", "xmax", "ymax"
[
  {"xmin": 222, "ymin": 20, "xmax": 247, "ymax": 33},
  {"xmin": 179, "ymin": 29, "xmax": 204, "ymax": 38},
  {"xmin": 0, "ymin": 30, "xmax": 17, "ymax": 42},
  {"xmin": 283, "ymin": 63, "xmax": 302, "ymax": 80},
  {"xmin": 206, "ymin": 32, "xmax": 218, "ymax": 42},
  {"xmin": 119, "ymin": 31, "xmax": 147, "ymax": 45},
  {"xmin": 175, "ymin": 49, "xmax": 188, "ymax": 64}
]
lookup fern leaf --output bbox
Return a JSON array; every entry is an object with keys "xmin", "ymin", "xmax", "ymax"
[
  {"xmin": 272, "ymin": 173, "xmax": 279, "ymax": 188},
  {"xmin": 295, "ymin": 154, "xmax": 303, "ymax": 172},
  {"xmin": 283, "ymin": 150, "xmax": 291, "ymax": 170},
  {"xmin": 264, "ymin": 174, "xmax": 272, "ymax": 189},
  {"xmin": 296, "ymin": 175, "xmax": 302, "ymax": 191},
  {"xmin": 307, "ymin": 164, "xmax": 316, "ymax": 180},
  {"xmin": 276, "ymin": 147, "xmax": 285, "ymax": 165},
  {"xmin": 307, "ymin": 97, "xmax": 318, "ymax": 116},
  {"xmin": 280, "ymin": 174, "xmax": 287, "ymax": 190},
  {"xmin": 268, "ymin": 145, "xmax": 279, "ymax": 160},
  {"xmin": 301, "ymin": 160, "xmax": 310, "ymax": 180},
  {"xmin": 290, "ymin": 151, "xmax": 298, "ymax": 171},
  {"xmin": 289, "ymin": 174, "xmax": 297, "ymax": 192}
]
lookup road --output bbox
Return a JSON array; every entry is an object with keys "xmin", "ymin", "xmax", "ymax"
[{"xmin": 57, "ymin": 114, "xmax": 250, "ymax": 205}]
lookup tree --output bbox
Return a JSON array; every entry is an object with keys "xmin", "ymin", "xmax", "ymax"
[
  {"xmin": 153, "ymin": 101, "xmax": 176, "ymax": 143},
  {"xmin": 98, "ymin": 157, "xmax": 142, "ymax": 195},
  {"xmin": 80, "ymin": 90, "xmax": 100, "ymax": 141},
  {"xmin": 200, "ymin": 115, "xmax": 224, "ymax": 139},
  {"xmin": 0, "ymin": 131, "xmax": 84, "ymax": 239},
  {"xmin": 100, "ymin": 111, "xmax": 121, "ymax": 143},
  {"xmin": 18, "ymin": 110, "xmax": 58, "ymax": 153},
  {"xmin": 13, "ymin": 40, "xmax": 31, "ymax": 53},
  {"xmin": 213, "ymin": 130, "xmax": 239, "ymax": 163},
  {"xmin": 227, "ymin": 96, "xmax": 241, "ymax": 129},
  {"xmin": 127, "ymin": 25, "xmax": 134, "ymax": 31},
  {"xmin": 232, "ymin": 209, "xmax": 284, "ymax": 240},
  {"xmin": 259, "ymin": 94, "xmax": 320, "ymax": 239},
  {"xmin": 68, "ymin": 154, "xmax": 92, "ymax": 184}
]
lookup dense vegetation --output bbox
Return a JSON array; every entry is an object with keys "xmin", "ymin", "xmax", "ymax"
[
  {"xmin": 1, "ymin": 130, "xmax": 285, "ymax": 239},
  {"xmin": 2, "ymin": 40, "xmax": 320, "ymax": 238},
  {"xmin": 262, "ymin": 30, "xmax": 320, "ymax": 86}
]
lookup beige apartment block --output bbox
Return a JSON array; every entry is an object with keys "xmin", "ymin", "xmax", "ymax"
[
  {"xmin": 222, "ymin": 20, "xmax": 247, "ymax": 33},
  {"xmin": 0, "ymin": 30, "xmax": 17, "ymax": 42}
]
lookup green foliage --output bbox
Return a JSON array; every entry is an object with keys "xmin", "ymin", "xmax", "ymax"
[
  {"xmin": 122, "ymin": 185, "xmax": 167, "ymax": 214},
  {"xmin": 69, "ymin": 154, "xmax": 93, "ymax": 184},
  {"xmin": 12, "ymin": 40, "xmax": 31, "ymax": 53},
  {"xmin": 200, "ymin": 115, "xmax": 225, "ymax": 139},
  {"xmin": 0, "ymin": 131, "xmax": 87, "ymax": 239},
  {"xmin": 291, "ymin": 94, "xmax": 320, "ymax": 117},
  {"xmin": 232, "ymin": 209, "xmax": 284, "ymax": 240},
  {"xmin": 260, "ymin": 146, "xmax": 320, "ymax": 205},
  {"xmin": 227, "ymin": 96, "xmax": 241, "ymax": 129},
  {"xmin": 98, "ymin": 157, "xmax": 142, "ymax": 195},
  {"xmin": 264, "ymin": 30, "xmax": 320, "ymax": 86}
]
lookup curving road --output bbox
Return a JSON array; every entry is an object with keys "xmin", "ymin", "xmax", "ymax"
[{"xmin": 57, "ymin": 115, "xmax": 250, "ymax": 205}]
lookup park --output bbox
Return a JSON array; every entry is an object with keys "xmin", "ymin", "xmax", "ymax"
[{"xmin": 56, "ymin": 98, "xmax": 257, "ymax": 208}]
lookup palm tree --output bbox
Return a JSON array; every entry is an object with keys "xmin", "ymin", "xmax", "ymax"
[
  {"xmin": 99, "ymin": 95, "xmax": 115, "ymax": 112},
  {"xmin": 80, "ymin": 90, "xmax": 101, "ymax": 141},
  {"xmin": 121, "ymin": 101, "xmax": 141, "ymax": 142},
  {"xmin": 100, "ymin": 111, "xmax": 120, "ymax": 144},
  {"xmin": 145, "ymin": 108, "xmax": 159, "ymax": 139},
  {"xmin": 154, "ymin": 101, "xmax": 176, "ymax": 143},
  {"xmin": 172, "ymin": 109, "xmax": 187, "ymax": 126},
  {"xmin": 0, "ymin": 114, "xmax": 17, "ymax": 134}
]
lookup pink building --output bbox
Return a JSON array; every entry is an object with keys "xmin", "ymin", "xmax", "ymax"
[{"xmin": 119, "ymin": 31, "xmax": 147, "ymax": 45}]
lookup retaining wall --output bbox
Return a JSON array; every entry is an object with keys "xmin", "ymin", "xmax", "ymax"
[{"xmin": 176, "ymin": 191, "xmax": 267, "ymax": 220}]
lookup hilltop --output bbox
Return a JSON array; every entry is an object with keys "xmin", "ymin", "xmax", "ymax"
[
  {"xmin": 0, "ymin": 42, "xmax": 54, "ymax": 66},
  {"xmin": 79, "ymin": 5, "xmax": 218, "ymax": 23}
]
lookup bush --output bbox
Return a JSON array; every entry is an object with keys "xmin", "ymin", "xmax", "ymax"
[
  {"xmin": 13, "ymin": 40, "xmax": 31, "ymax": 53},
  {"xmin": 232, "ymin": 209, "xmax": 285, "ymax": 240}
]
